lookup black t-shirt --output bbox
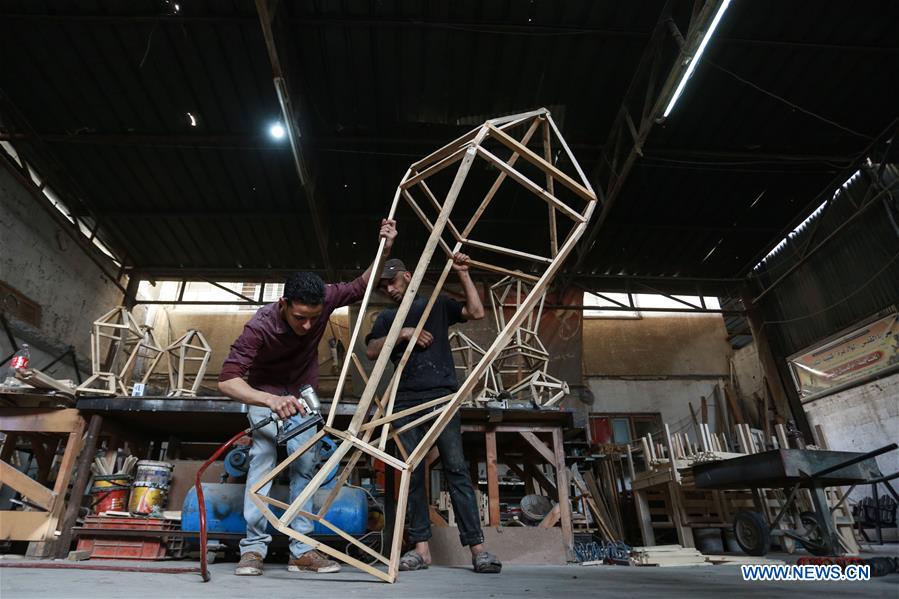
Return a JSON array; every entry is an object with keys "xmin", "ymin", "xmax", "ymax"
[{"xmin": 365, "ymin": 295, "xmax": 465, "ymax": 403}]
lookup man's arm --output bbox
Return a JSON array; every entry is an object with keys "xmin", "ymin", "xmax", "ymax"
[
  {"xmin": 360, "ymin": 218, "xmax": 397, "ymax": 286},
  {"xmin": 218, "ymin": 377, "xmax": 306, "ymax": 420},
  {"xmin": 217, "ymin": 325, "xmax": 305, "ymax": 420},
  {"xmin": 365, "ymin": 310, "xmax": 433, "ymax": 361},
  {"xmin": 365, "ymin": 328, "xmax": 435, "ymax": 360},
  {"xmin": 453, "ymin": 253, "xmax": 485, "ymax": 320}
]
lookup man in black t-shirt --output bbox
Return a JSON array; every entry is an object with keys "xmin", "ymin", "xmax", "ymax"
[{"xmin": 365, "ymin": 254, "xmax": 502, "ymax": 574}]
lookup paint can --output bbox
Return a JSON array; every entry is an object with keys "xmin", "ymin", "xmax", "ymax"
[
  {"xmin": 90, "ymin": 475, "xmax": 132, "ymax": 513},
  {"xmin": 132, "ymin": 460, "xmax": 174, "ymax": 488},
  {"xmin": 129, "ymin": 483, "xmax": 169, "ymax": 515},
  {"xmin": 129, "ymin": 460, "xmax": 174, "ymax": 515}
]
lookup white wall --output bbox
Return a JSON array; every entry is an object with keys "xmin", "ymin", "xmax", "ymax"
[
  {"xmin": 587, "ymin": 377, "xmax": 728, "ymax": 442},
  {"xmin": 582, "ymin": 313, "xmax": 732, "ymax": 443},
  {"xmin": 804, "ymin": 371, "xmax": 899, "ymax": 499},
  {"xmin": 0, "ymin": 163, "xmax": 124, "ymax": 380}
]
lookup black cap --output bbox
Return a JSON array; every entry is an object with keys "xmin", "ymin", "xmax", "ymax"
[{"xmin": 379, "ymin": 258, "xmax": 407, "ymax": 280}]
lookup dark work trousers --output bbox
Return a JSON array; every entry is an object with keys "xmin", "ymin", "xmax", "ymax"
[{"xmin": 394, "ymin": 406, "xmax": 484, "ymax": 547}]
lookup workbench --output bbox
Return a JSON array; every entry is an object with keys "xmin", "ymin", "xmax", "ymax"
[{"xmin": 2, "ymin": 396, "xmax": 576, "ymax": 560}]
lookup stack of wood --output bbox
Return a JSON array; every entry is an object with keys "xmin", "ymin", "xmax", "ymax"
[
  {"xmin": 12, "ymin": 367, "xmax": 77, "ymax": 397},
  {"xmin": 630, "ymin": 545, "xmax": 711, "ymax": 567},
  {"xmin": 571, "ymin": 463, "xmax": 623, "ymax": 542},
  {"xmin": 630, "ymin": 545, "xmax": 787, "ymax": 567}
]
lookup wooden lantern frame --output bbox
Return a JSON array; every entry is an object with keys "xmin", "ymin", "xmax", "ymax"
[
  {"xmin": 76, "ymin": 307, "xmax": 162, "ymax": 396},
  {"xmin": 163, "ymin": 329, "xmax": 212, "ymax": 397},
  {"xmin": 250, "ymin": 108, "xmax": 596, "ymax": 582}
]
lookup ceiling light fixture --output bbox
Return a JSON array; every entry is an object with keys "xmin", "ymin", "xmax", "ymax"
[
  {"xmin": 662, "ymin": 0, "xmax": 732, "ymax": 119},
  {"xmin": 269, "ymin": 122, "xmax": 286, "ymax": 140}
]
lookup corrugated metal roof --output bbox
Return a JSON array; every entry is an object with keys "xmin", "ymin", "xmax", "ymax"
[
  {"xmin": 750, "ymin": 164, "xmax": 899, "ymax": 355},
  {"xmin": 0, "ymin": 0, "xmax": 896, "ymax": 291}
]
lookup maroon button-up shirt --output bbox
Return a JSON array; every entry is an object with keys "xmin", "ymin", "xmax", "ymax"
[{"xmin": 218, "ymin": 277, "xmax": 366, "ymax": 395}]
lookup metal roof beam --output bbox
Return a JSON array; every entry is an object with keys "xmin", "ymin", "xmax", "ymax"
[
  {"xmin": 255, "ymin": 0, "xmax": 334, "ymax": 279},
  {"xmin": 563, "ymin": 0, "xmax": 731, "ymax": 286},
  {"xmin": 0, "ymin": 132, "xmax": 855, "ymax": 168}
]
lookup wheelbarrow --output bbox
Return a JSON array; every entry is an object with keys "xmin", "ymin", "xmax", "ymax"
[{"xmin": 691, "ymin": 443, "xmax": 898, "ymax": 556}]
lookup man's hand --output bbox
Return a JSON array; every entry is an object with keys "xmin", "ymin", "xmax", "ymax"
[
  {"xmin": 452, "ymin": 252, "xmax": 471, "ymax": 273},
  {"xmin": 266, "ymin": 394, "xmax": 307, "ymax": 420},
  {"xmin": 400, "ymin": 327, "xmax": 434, "ymax": 349},
  {"xmin": 380, "ymin": 218, "xmax": 398, "ymax": 252}
]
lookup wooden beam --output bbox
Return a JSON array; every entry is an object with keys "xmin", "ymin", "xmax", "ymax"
[
  {"xmin": 485, "ymin": 430, "xmax": 500, "ymax": 526},
  {"xmin": 519, "ymin": 431, "xmax": 555, "ymax": 465},
  {"xmin": 0, "ymin": 408, "xmax": 82, "ymax": 433},
  {"xmin": 486, "ymin": 123, "xmax": 594, "ymax": 202},
  {"xmin": 0, "ymin": 510, "xmax": 52, "ymax": 541},
  {"xmin": 0, "ymin": 459, "xmax": 55, "ymax": 511}
]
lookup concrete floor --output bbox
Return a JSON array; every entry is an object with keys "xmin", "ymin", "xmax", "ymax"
[{"xmin": 1, "ymin": 558, "xmax": 897, "ymax": 598}]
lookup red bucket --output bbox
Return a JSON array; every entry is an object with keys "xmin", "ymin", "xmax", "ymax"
[{"xmin": 91, "ymin": 475, "xmax": 132, "ymax": 513}]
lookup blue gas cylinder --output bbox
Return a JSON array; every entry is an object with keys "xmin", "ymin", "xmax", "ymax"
[{"xmin": 182, "ymin": 483, "xmax": 368, "ymax": 536}]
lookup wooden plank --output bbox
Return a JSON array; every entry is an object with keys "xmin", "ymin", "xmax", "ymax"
[
  {"xmin": 723, "ymin": 383, "xmax": 744, "ymax": 424},
  {"xmin": 0, "ymin": 459, "xmax": 55, "ymax": 510},
  {"xmin": 486, "ymin": 122, "xmax": 595, "ymax": 202},
  {"xmin": 326, "ymin": 172, "xmax": 406, "ymax": 426},
  {"xmin": 387, "ymin": 469, "xmax": 412, "ymax": 580},
  {"xmin": 14, "ymin": 368, "xmax": 75, "ymax": 396},
  {"xmin": 329, "ymin": 429, "xmax": 408, "ymax": 472},
  {"xmin": 357, "ymin": 147, "xmax": 479, "ymax": 438},
  {"xmin": 406, "ymin": 186, "xmax": 595, "ymax": 467},
  {"xmin": 0, "ymin": 408, "xmax": 82, "ymax": 433},
  {"xmin": 460, "ymin": 237, "xmax": 552, "ymax": 265},
  {"xmin": 475, "ymin": 146, "xmax": 586, "ymax": 223},
  {"xmin": 0, "ymin": 510, "xmax": 52, "ymax": 541},
  {"xmin": 485, "ymin": 430, "xmax": 500, "ymax": 526},
  {"xmin": 538, "ymin": 504, "xmax": 561, "ymax": 528},
  {"xmin": 360, "ymin": 394, "xmax": 452, "ymax": 431},
  {"xmin": 401, "ymin": 146, "xmax": 467, "ymax": 190},
  {"xmin": 775, "ymin": 423, "xmax": 789, "ymax": 450},
  {"xmin": 552, "ymin": 428, "xmax": 574, "ymax": 554},
  {"xmin": 544, "ymin": 112, "xmax": 595, "ymax": 192},
  {"xmin": 249, "ymin": 429, "xmax": 327, "ymax": 496},
  {"xmin": 542, "ymin": 118, "xmax": 559, "ymax": 256},
  {"xmin": 409, "ymin": 128, "xmax": 478, "ymax": 172},
  {"xmin": 45, "ymin": 417, "xmax": 86, "ymax": 543},
  {"xmin": 460, "ymin": 118, "xmax": 543, "ymax": 239},
  {"xmin": 519, "ymin": 431, "xmax": 555, "ymax": 465}
]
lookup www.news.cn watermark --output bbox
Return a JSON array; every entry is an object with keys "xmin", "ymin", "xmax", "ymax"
[{"xmin": 741, "ymin": 564, "xmax": 870, "ymax": 582}]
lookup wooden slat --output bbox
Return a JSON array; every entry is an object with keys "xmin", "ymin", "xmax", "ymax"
[
  {"xmin": 0, "ymin": 408, "xmax": 82, "ymax": 433},
  {"xmin": 461, "ymin": 237, "xmax": 552, "ymax": 264},
  {"xmin": 485, "ymin": 430, "xmax": 500, "ymax": 526},
  {"xmin": 486, "ymin": 123, "xmax": 595, "ymax": 202},
  {"xmin": 0, "ymin": 459, "xmax": 55, "ymax": 510},
  {"xmin": 401, "ymin": 146, "xmax": 468, "ymax": 190},
  {"xmin": 475, "ymin": 146, "xmax": 585, "ymax": 223},
  {"xmin": 519, "ymin": 431, "xmax": 555, "ymax": 464},
  {"xmin": 0, "ymin": 510, "xmax": 52, "ymax": 541}
]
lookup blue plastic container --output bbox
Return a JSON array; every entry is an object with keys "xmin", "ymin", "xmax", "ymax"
[{"xmin": 182, "ymin": 483, "xmax": 368, "ymax": 536}]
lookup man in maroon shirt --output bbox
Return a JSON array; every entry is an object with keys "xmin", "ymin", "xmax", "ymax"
[{"xmin": 219, "ymin": 219, "xmax": 396, "ymax": 577}]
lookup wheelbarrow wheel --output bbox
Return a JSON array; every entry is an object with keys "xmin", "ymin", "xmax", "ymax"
[
  {"xmin": 734, "ymin": 511, "xmax": 770, "ymax": 556},
  {"xmin": 799, "ymin": 511, "xmax": 833, "ymax": 556}
]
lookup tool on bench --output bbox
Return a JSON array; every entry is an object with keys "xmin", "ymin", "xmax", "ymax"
[{"xmin": 194, "ymin": 384, "xmax": 324, "ymax": 582}]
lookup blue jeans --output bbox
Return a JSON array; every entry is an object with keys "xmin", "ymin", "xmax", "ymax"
[
  {"xmin": 240, "ymin": 405, "xmax": 317, "ymax": 558},
  {"xmin": 395, "ymin": 407, "xmax": 484, "ymax": 547}
]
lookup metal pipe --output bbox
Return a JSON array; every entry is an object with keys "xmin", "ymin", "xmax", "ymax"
[{"xmin": 0, "ymin": 563, "xmax": 201, "ymax": 574}]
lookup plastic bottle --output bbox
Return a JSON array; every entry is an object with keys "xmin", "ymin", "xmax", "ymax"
[{"xmin": 3, "ymin": 344, "xmax": 30, "ymax": 387}]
